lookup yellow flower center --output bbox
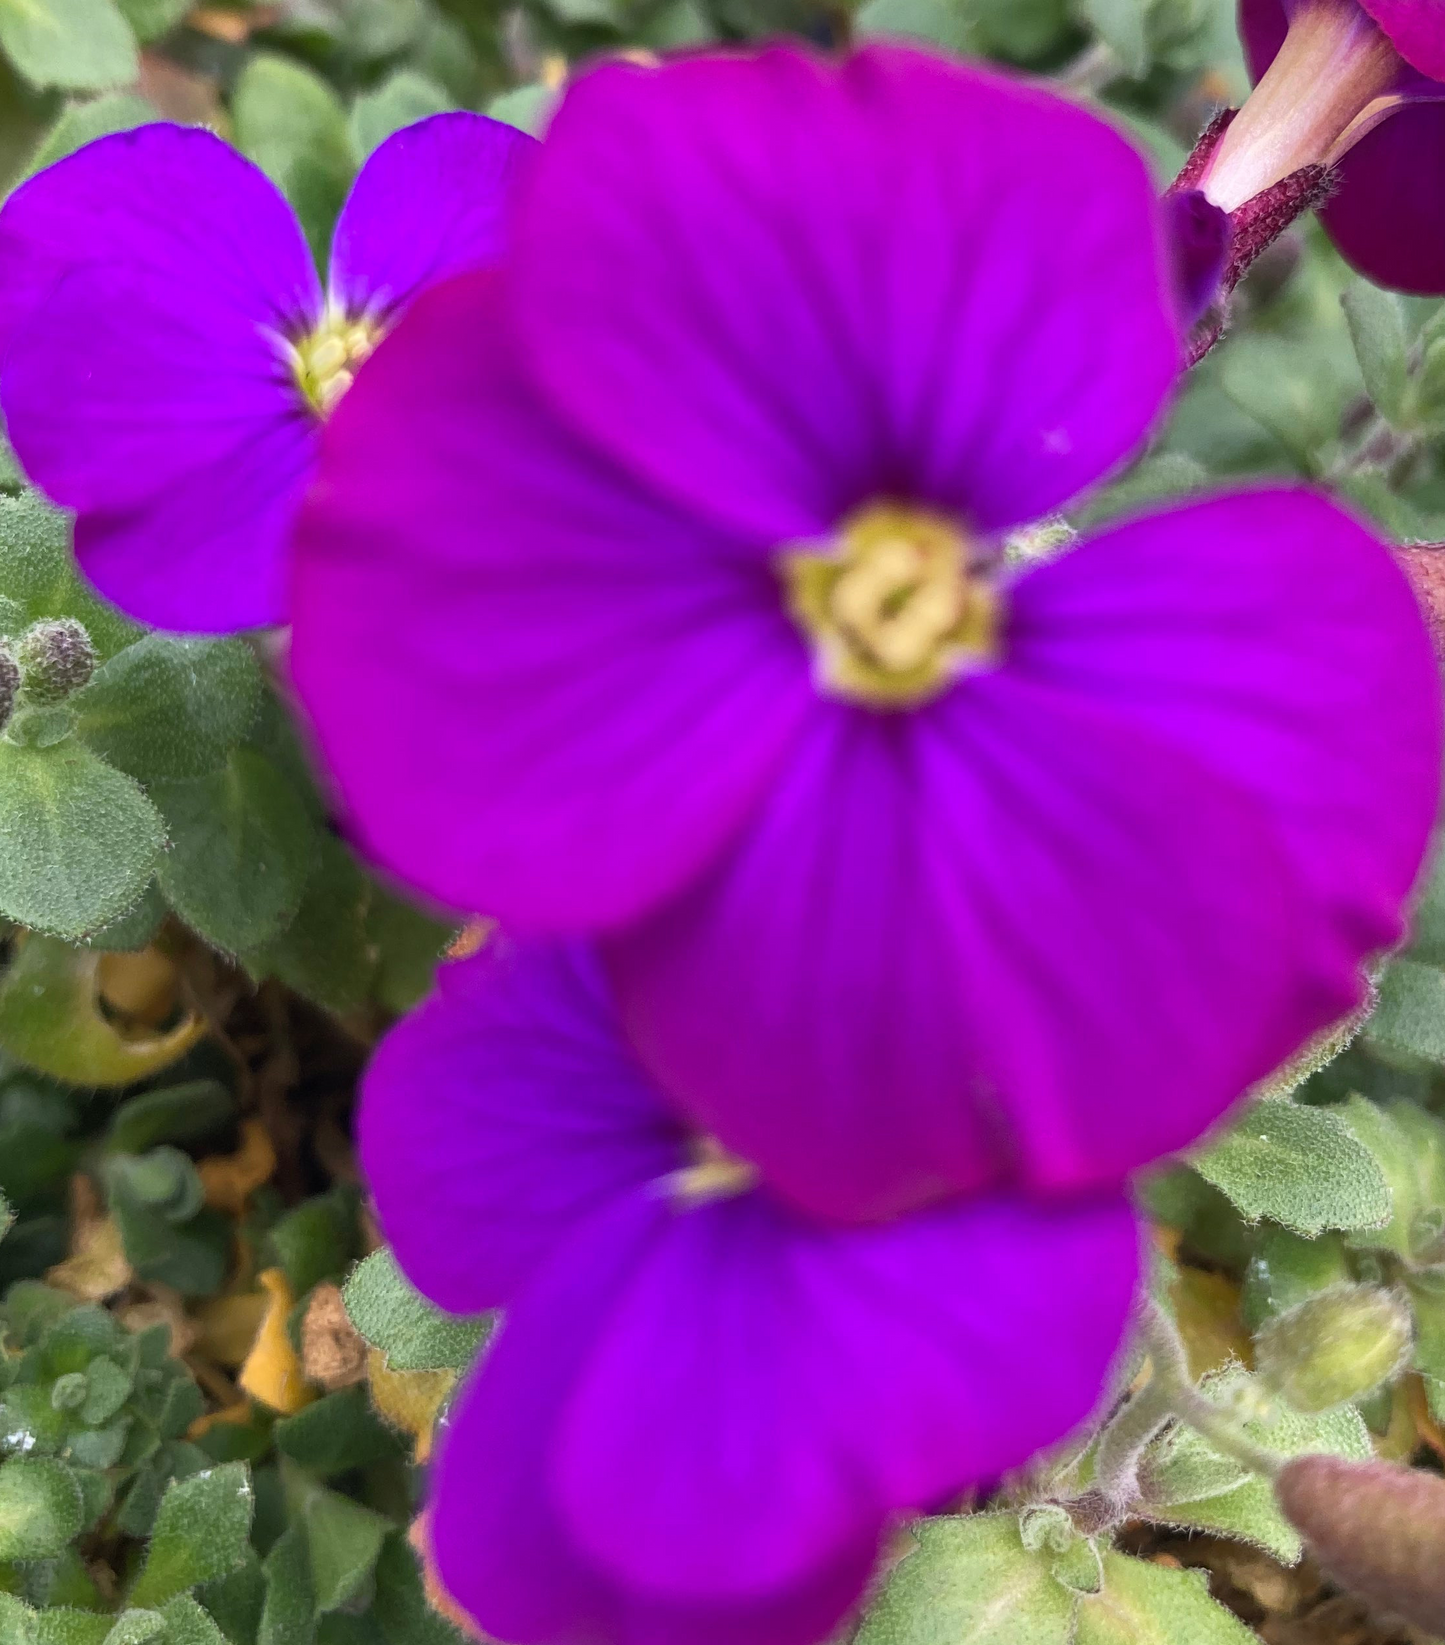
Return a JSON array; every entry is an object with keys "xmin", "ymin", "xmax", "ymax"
[
  {"xmin": 783, "ymin": 503, "xmax": 1000, "ymax": 708},
  {"xmin": 669, "ymin": 1136, "xmax": 759, "ymax": 1207},
  {"xmin": 291, "ymin": 311, "xmax": 382, "ymax": 416}
]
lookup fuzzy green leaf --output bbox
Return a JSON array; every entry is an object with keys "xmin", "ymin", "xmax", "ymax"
[
  {"xmin": 21, "ymin": 92, "xmax": 156, "ymax": 179},
  {"xmin": 1191, "ymin": 1098, "xmax": 1391, "ymax": 1237},
  {"xmin": 0, "ymin": 1456, "xmax": 85, "ymax": 1559},
  {"xmin": 1365, "ymin": 956, "xmax": 1445, "ymax": 1066},
  {"xmin": 0, "ymin": 0, "xmax": 137, "ymax": 91},
  {"xmin": 1075, "ymin": 1553, "xmax": 1257, "ymax": 1645},
  {"xmin": 348, "ymin": 70, "xmax": 450, "ymax": 157},
  {"xmin": 258, "ymin": 1525, "xmax": 314, "ymax": 1645},
  {"xmin": 1341, "ymin": 280, "xmax": 1409, "ymax": 426},
  {"xmin": 77, "ymin": 637, "xmax": 263, "ymax": 784},
  {"xmin": 247, "ymin": 840, "xmax": 374, "ymax": 1017},
  {"xmin": 128, "ymin": 1464, "xmax": 254, "ymax": 1608},
  {"xmin": 853, "ymin": 1514, "xmax": 1074, "ymax": 1645},
  {"xmin": 286, "ymin": 1467, "xmax": 389, "ymax": 1617},
  {"xmin": 0, "ymin": 494, "xmax": 139, "ymax": 662},
  {"xmin": 342, "ymin": 1249, "xmax": 490, "ymax": 1372},
  {"xmin": 0, "ymin": 1592, "xmax": 36, "ymax": 1645},
  {"xmin": 154, "ymin": 750, "xmax": 319, "ymax": 955},
  {"xmin": 0, "ymin": 738, "xmax": 162, "ymax": 940}
]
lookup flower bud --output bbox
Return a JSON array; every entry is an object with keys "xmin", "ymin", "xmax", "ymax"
[
  {"xmin": 0, "ymin": 642, "xmax": 18, "ymax": 733},
  {"xmin": 15, "ymin": 618, "xmax": 95, "ymax": 704},
  {"xmin": 1254, "ymin": 1283, "xmax": 1412, "ymax": 1413},
  {"xmin": 1276, "ymin": 1455, "xmax": 1445, "ymax": 1633}
]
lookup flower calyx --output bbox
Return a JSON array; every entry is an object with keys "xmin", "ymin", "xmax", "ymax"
[
  {"xmin": 784, "ymin": 503, "xmax": 1000, "ymax": 709},
  {"xmin": 14, "ymin": 618, "xmax": 95, "ymax": 705}
]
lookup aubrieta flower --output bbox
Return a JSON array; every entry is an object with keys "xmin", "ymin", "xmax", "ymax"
[
  {"xmin": 364, "ymin": 940, "xmax": 1140, "ymax": 1645},
  {"xmin": 1192, "ymin": 0, "xmax": 1445, "ymax": 293},
  {"xmin": 0, "ymin": 113, "xmax": 532, "ymax": 631},
  {"xmin": 291, "ymin": 43, "xmax": 1443, "ymax": 1224}
]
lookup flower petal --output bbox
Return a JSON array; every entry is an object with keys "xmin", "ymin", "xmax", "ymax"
[
  {"xmin": 359, "ymin": 942, "xmax": 684, "ymax": 1314},
  {"xmin": 1009, "ymin": 491, "xmax": 1442, "ymax": 980},
  {"xmin": 0, "ymin": 123, "xmax": 318, "ymax": 351},
  {"xmin": 432, "ymin": 1191, "xmax": 879, "ymax": 1645},
  {"xmin": 73, "ymin": 411, "xmax": 316, "ymax": 633},
  {"xmin": 508, "ymin": 43, "xmax": 1179, "ymax": 546},
  {"xmin": 606, "ymin": 683, "xmax": 1318, "ymax": 1222},
  {"xmin": 290, "ymin": 270, "xmax": 812, "ymax": 926},
  {"xmin": 329, "ymin": 112, "xmax": 535, "ymax": 320},
  {"xmin": 1359, "ymin": 0, "xmax": 1445, "ymax": 79},
  {"xmin": 553, "ymin": 1190, "xmax": 1138, "ymax": 1598}
]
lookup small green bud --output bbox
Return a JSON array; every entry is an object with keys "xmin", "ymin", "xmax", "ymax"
[
  {"xmin": 0, "ymin": 644, "xmax": 17, "ymax": 733},
  {"xmin": 1276, "ymin": 1455, "xmax": 1445, "ymax": 1633},
  {"xmin": 50, "ymin": 1372, "xmax": 88, "ymax": 1412},
  {"xmin": 15, "ymin": 618, "xmax": 95, "ymax": 704},
  {"xmin": 1255, "ymin": 1282, "xmax": 1412, "ymax": 1413}
]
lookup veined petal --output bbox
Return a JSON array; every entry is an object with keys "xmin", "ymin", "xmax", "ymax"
[
  {"xmin": 360, "ymin": 943, "xmax": 684, "ymax": 1315},
  {"xmin": 508, "ymin": 43, "xmax": 1179, "ymax": 546},
  {"xmin": 606, "ymin": 689, "xmax": 1317, "ymax": 1221},
  {"xmin": 552, "ymin": 1190, "xmax": 1138, "ymax": 1598},
  {"xmin": 431, "ymin": 1191, "xmax": 880, "ymax": 1645},
  {"xmin": 290, "ymin": 271, "xmax": 812, "ymax": 927},
  {"xmin": 1359, "ymin": 0, "xmax": 1445, "ymax": 79},
  {"xmin": 329, "ymin": 112, "xmax": 535, "ymax": 320}
]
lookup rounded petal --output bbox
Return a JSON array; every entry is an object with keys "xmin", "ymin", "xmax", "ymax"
[
  {"xmin": 329, "ymin": 112, "xmax": 535, "ymax": 320},
  {"xmin": 553, "ymin": 1190, "xmax": 1139, "ymax": 1598},
  {"xmin": 432, "ymin": 1191, "xmax": 879, "ymax": 1645},
  {"xmin": 1359, "ymin": 0, "xmax": 1445, "ymax": 78},
  {"xmin": 606, "ymin": 685, "xmax": 1318, "ymax": 1222},
  {"xmin": 0, "ymin": 123, "xmax": 318, "ymax": 350},
  {"xmin": 359, "ymin": 942, "xmax": 683, "ymax": 1314},
  {"xmin": 0, "ymin": 126, "xmax": 319, "ymax": 630},
  {"xmin": 1010, "ymin": 490, "xmax": 1441, "ymax": 978},
  {"xmin": 290, "ymin": 271, "xmax": 812, "ymax": 926},
  {"xmin": 1240, "ymin": 0, "xmax": 1445, "ymax": 293},
  {"xmin": 508, "ymin": 43, "xmax": 1179, "ymax": 546},
  {"xmin": 73, "ymin": 412, "xmax": 316, "ymax": 633}
]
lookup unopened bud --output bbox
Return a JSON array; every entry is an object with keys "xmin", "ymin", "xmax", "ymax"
[
  {"xmin": 16, "ymin": 618, "xmax": 94, "ymax": 703},
  {"xmin": 1255, "ymin": 1283, "xmax": 1412, "ymax": 1413},
  {"xmin": 1276, "ymin": 1455, "xmax": 1445, "ymax": 1633},
  {"xmin": 0, "ymin": 643, "xmax": 18, "ymax": 732}
]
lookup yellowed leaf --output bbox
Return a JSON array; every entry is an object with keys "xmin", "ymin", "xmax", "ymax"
[
  {"xmin": 195, "ymin": 1290, "xmax": 271, "ymax": 1369},
  {"xmin": 198, "ymin": 1117, "xmax": 277, "ymax": 1215},
  {"xmin": 367, "ymin": 1348, "xmax": 451, "ymax": 1461},
  {"xmin": 238, "ymin": 1268, "xmax": 314, "ymax": 1415}
]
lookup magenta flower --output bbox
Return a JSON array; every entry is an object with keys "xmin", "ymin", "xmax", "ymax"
[
  {"xmin": 1207, "ymin": 0, "xmax": 1445, "ymax": 293},
  {"xmin": 0, "ymin": 113, "xmax": 533, "ymax": 631},
  {"xmin": 365, "ymin": 941, "xmax": 1140, "ymax": 1645},
  {"xmin": 291, "ymin": 44, "xmax": 1442, "ymax": 1224}
]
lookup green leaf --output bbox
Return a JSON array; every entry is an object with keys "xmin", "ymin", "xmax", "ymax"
[
  {"xmin": 0, "ymin": 1457, "xmax": 84, "ymax": 1559},
  {"xmin": 76, "ymin": 637, "xmax": 263, "ymax": 784},
  {"xmin": 0, "ymin": 0, "xmax": 137, "ymax": 91},
  {"xmin": 112, "ymin": 0, "xmax": 187, "ymax": 40},
  {"xmin": 0, "ymin": 739, "xmax": 163, "ymax": 939},
  {"xmin": 0, "ymin": 493, "xmax": 139, "ymax": 663},
  {"xmin": 1341, "ymin": 280, "xmax": 1409, "ymax": 426},
  {"xmin": 1075, "ymin": 1553, "xmax": 1257, "ymax": 1645},
  {"xmin": 1334, "ymin": 1095, "xmax": 1419, "ymax": 1259},
  {"xmin": 1141, "ymin": 1366, "xmax": 1371, "ymax": 1561},
  {"xmin": 484, "ymin": 84, "xmax": 555, "ymax": 136},
  {"xmin": 342, "ymin": 1249, "xmax": 490, "ymax": 1372},
  {"xmin": 853, "ymin": 0, "xmax": 974, "ymax": 51},
  {"xmin": 854, "ymin": 1514, "xmax": 1074, "ymax": 1645},
  {"xmin": 365, "ymin": 890, "xmax": 450, "ymax": 1014},
  {"xmin": 247, "ymin": 841, "xmax": 374, "ymax": 1018},
  {"xmin": 1364, "ymin": 956, "xmax": 1445, "ymax": 1067},
  {"xmin": 1191, "ymin": 1098, "xmax": 1391, "ymax": 1237},
  {"xmin": 155, "ymin": 1597, "xmax": 228, "ymax": 1645},
  {"xmin": 348, "ymin": 71, "xmax": 450, "ymax": 158},
  {"xmin": 0, "ymin": 1592, "xmax": 36, "ymax": 1645},
  {"xmin": 269, "ymin": 1188, "xmax": 358, "ymax": 1298},
  {"xmin": 283, "ymin": 1467, "xmax": 388, "ymax": 1617},
  {"xmin": 34, "ymin": 1616, "xmax": 110, "ymax": 1645},
  {"xmin": 128, "ymin": 1464, "xmax": 254, "ymax": 1608},
  {"xmin": 1076, "ymin": 0, "xmax": 1147, "ymax": 77},
  {"xmin": 274, "ymin": 1389, "xmax": 398, "ymax": 1478},
  {"xmin": 1240, "ymin": 1226, "xmax": 1351, "ymax": 1332},
  {"xmin": 21, "ymin": 92, "xmax": 156, "ymax": 180},
  {"xmin": 257, "ymin": 1526, "xmax": 313, "ymax": 1645},
  {"xmin": 100, "ymin": 1615, "xmax": 164, "ymax": 1645},
  {"xmin": 154, "ymin": 750, "xmax": 319, "ymax": 955},
  {"xmin": 369, "ymin": 1534, "xmax": 467, "ymax": 1645},
  {"xmin": 232, "ymin": 54, "xmax": 355, "ymax": 267},
  {"xmin": 106, "ymin": 1082, "xmax": 235, "ymax": 1156}
]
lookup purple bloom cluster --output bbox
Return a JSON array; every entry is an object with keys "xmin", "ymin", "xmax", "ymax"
[
  {"xmin": 0, "ymin": 113, "xmax": 532, "ymax": 629},
  {"xmin": 0, "ymin": 36, "xmax": 1441, "ymax": 1645}
]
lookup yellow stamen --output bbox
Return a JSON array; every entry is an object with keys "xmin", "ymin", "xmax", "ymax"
[
  {"xmin": 669, "ymin": 1136, "xmax": 759, "ymax": 1207},
  {"xmin": 291, "ymin": 310, "xmax": 382, "ymax": 416},
  {"xmin": 783, "ymin": 502, "xmax": 999, "ymax": 708}
]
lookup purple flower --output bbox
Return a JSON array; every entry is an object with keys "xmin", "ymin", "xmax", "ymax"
[
  {"xmin": 365, "ymin": 940, "xmax": 1140, "ymax": 1645},
  {"xmin": 0, "ymin": 113, "xmax": 533, "ymax": 631},
  {"xmin": 1210, "ymin": 0, "xmax": 1445, "ymax": 293},
  {"xmin": 291, "ymin": 44, "xmax": 1442, "ymax": 1224}
]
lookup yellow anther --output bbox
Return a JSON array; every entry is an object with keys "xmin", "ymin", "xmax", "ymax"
[
  {"xmin": 669, "ymin": 1136, "xmax": 759, "ymax": 1207},
  {"xmin": 291, "ymin": 310, "xmax": 382, "ymax": 417},
  {"xmin": 784, "ymin": 503, "xmax": 1000, "ymax": 708}
]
